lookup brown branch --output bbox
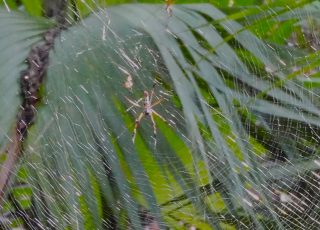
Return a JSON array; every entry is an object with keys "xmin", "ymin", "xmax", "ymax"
[
  {"xmin": 0, "ymin": 26, "xmax": 63, "ymax": 209},
  {"xmin": 0, "ymin": 131, "xmax": 21, "ymax": 206}
]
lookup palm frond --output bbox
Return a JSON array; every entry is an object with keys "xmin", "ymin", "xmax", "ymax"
[{"xmin": 0, "ymin": 1, "xmax": 319, "ymax": 229}]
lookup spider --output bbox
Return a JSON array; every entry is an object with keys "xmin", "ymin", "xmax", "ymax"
[{"xmin": 125, "ymin": 84, "xmax": 167, "ymax": 143}]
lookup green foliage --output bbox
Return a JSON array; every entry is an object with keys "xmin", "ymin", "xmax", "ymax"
[
  {"xmin": 21, "ymin": 0, "xmax": 43, "ymax": 16},
  {"xmin": 0, "ymin": 0, "xmax": 320, "ymax": 229},
  {"xmin": 0, "ymin": 9, "xmax": 53, "ymax": 148}
]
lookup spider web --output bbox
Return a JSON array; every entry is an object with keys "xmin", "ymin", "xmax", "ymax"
[{"xmin": 1, "ymin": 1, "xmax": 320, "ymax": 230}]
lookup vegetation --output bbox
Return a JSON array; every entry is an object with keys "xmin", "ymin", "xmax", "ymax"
[{"xmin": 0, "ymin": 0, "xmax": 320, "ymax": 229}]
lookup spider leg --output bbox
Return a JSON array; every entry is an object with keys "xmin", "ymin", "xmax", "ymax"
[
  {"xmin": 149, "ymin": 83, "xmax": 156, "ymax": 103},
  {"xmin": 125, "ymin": 97, "xmax": 143, "ymax": 112},
  {"xmin": 132, "ymin": 112, "xmax": 144, "ymax": 143},
  {"xmin": 150, "ymin": 113, "xmax": 157, "ymax": 138},
  {"xmin": 151, "ymin": 110, "xmax": 167, "ymax": 123},
  {"xmin": 150, "ymin": 97, "xmax": 164, "ymax": 108}
]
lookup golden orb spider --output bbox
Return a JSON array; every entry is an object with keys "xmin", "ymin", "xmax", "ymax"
[{"xmin": 125, "ymin": 84, "xmax": 166, "ymax": 143}]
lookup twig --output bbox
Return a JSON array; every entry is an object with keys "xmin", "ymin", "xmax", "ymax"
[{"xmin": 0, "ymin": 131, "xmax": 21, "ymax": 205}]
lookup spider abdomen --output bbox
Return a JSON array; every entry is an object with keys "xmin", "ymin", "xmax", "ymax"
[{"xmin": 144, "ymin": 108, "xmax": 152, "ymax": 116}]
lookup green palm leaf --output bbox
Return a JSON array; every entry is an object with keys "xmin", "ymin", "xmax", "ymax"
[
  {"xmin": 0, "ymin": 1, "xmax": 319, "ymax": 229},
  {"xmin": 0, "ymin": 9, "xmax": 53, "ymax": 148}
]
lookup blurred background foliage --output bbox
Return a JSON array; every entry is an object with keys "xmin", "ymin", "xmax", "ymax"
[
  {"xmin": 2, "ymin": 0, "xmax": 319, "ymax": 49},
  {"xmin": 0, "ymin": 0, "xmax": 320, "ymax": 229}
]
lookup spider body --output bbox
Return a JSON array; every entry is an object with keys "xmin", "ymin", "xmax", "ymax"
[
  {"xmin": 144, "ymin": 109, "xmax": 151, "ymax": 116},
  {"xmin": 143, "ymin": 91, "xmax": 152, "ymax": 115},
  {"xmin": 125, "ymin": 85, "xmax": 166, "ymax": 143}
]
